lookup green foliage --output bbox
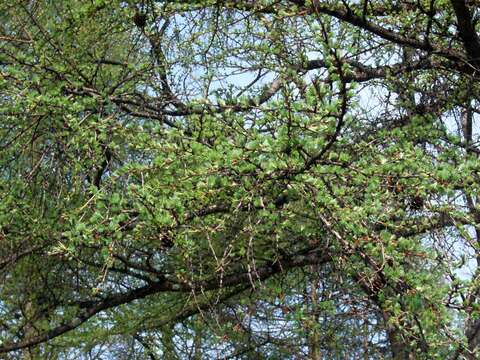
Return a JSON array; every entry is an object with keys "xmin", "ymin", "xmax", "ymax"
[{"xmin": 1, "ymin": 0, "xmax": 480, "ymax": 359}]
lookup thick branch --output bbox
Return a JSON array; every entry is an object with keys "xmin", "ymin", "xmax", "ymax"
[
  {"xmin": 0, "ymin": 249, "xmax": 331, "ymax": 354},
  {"xmin": 450, "ymin": 0, "xmax": 480, "ymax": 67}
]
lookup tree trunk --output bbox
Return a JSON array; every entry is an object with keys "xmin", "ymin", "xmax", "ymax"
[
  {"xmin": 307, "ymin": 271, "xmax": 321, "ymax": 360},
  {"xmin": 161, "ymin": 325, "xmax": 177, "ymax": 360}
]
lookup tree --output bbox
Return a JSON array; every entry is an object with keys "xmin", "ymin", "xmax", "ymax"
[{"xmin": 1, "ymin": 0, "xmax": 480, "ymax": 358}]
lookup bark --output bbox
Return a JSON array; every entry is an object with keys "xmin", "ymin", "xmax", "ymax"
[
  {"xmin": 22, "ymin": 302, "xmax": 41, "ymax": 360},
  {"xmin": 193, "ymin": 316, "xmax": 202, "ymax": 360},
  {"xmin": 307, "ymin": 268, "xmax": 321, "ymax": 360},
  {"xmin": 387, "ymin": 330, "xmax": 413, "ymax": 360},
  {"xmin": 161, "ymin": 325, "xmax": 177, "ymax": 360}
]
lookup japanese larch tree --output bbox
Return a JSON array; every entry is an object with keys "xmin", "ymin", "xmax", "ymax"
[{"xmin": 1, "ymin": 0, "xmax": 480, "ymax": 359}]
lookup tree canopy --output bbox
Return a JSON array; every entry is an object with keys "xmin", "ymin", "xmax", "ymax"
[{"xmin": 1, "ymin": 0, "xmax": 480, "ymax": 358}]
